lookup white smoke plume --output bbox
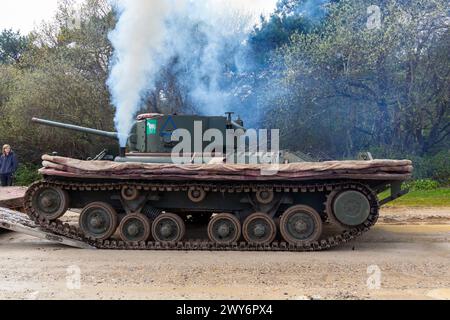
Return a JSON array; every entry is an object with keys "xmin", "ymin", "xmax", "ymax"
[
  {"xmin": 107, "ymin": 0, "xmax": 172, "ymax": 146},
  {"xmin": 107, "ymin": 0, "xmax": 277, "ymax": 146},
  {"xmin": 166, "ymin": 1, "xmax": 253, "ymax": 115}
]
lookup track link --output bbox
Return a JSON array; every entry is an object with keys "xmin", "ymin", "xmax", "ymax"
[{"xmin": 24, "ymin": 180, "xmax": 380, "ymax": 252}]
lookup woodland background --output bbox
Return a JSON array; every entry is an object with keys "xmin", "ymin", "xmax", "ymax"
[{"xmin": 0, "ymin": 0, "xmax": 448, "ymax": 185}]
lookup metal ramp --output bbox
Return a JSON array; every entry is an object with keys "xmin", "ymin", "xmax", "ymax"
[{"xmin": 0, "ymin": 207, "xmax": 94, "ymax": 249}]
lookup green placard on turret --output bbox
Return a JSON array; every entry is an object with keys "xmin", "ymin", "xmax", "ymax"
[{"xmin": 146, "ymin": 119, "xmax": 158, "ymax": 136}]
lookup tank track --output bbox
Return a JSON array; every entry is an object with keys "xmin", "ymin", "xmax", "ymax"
[{"xmin": 24, "ymin": 180, "xmax": 380, "ymax": 252}]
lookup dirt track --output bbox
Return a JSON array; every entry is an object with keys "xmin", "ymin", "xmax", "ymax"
[{"xmin": 0, "ymin": 207, "xmax": 449, "ymax": 300}]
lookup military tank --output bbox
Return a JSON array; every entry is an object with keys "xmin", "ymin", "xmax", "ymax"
[{"xmin": 24, "ymin": 113, "xmax": 413, "ymax": 251}]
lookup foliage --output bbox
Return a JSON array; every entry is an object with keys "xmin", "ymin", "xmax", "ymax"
[
  {"xmin": 249, "ymin": 6, "xmax": 315, "ymax": 66},
  {"xmin": 0, "ymin": 0, "xmax": 116, "ymax": 163},
  {"xmin": 14, "ymin": 164, "xmax": 42, "ymax": 186},
  {"xmin": 404, "ymin": 179, "xmax": 440, "ymax": 191},
  {"xmin": 408, "ymin": 150, "xmax": 450, "ymax": 185},
  {"xmin": 0, "ymin": 29, "xmax": 28, "ymax": 64},
  {"xmin": 261, "ymin": 0, "xmax": 449, "ymax": 159}
]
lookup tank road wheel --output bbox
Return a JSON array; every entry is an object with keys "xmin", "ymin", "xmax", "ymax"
[
  {"xmin": 31, "ymin": 186, "xmax": 69, "ymax": 221},
  {"xmin": 243, "ymin": 213, "xmax": 277, "ymax": 245},
  {"xmin": 280, "ymin": 205, "xmax": 323, "ymax": 245},
  {"xmin": 152, "ymin": 213, "xmax": 185, "ymax": 243},
  {"xmin": 119, "ymin": 214, "xmax": 151, "ymax": 243},
  {"xmin": 208, "ymin": 213, "xmax": 241, "ymax": 245},
  {"xmin": 79, "ymin": 202, "xmax": 118, "ymax": 241},
  {"xmin": 328, "ymin": 190, "xmax": 371, "ymax": 227}
]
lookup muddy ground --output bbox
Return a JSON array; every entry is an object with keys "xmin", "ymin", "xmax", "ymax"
[{"xmin": 0, "ymin": 207, "xmax": 449, "ymax": 300}]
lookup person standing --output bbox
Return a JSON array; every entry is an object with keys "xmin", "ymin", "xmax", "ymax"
[{"xmin": 0, "ymin": 145, "xmax": 19, "ymax": 187}]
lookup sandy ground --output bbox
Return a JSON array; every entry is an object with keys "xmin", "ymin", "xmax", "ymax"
[{"xmin": 0, "ymin": 207, "xmax": 449, "ymax": 300}]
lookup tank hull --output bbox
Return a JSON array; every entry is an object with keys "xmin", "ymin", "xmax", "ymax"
[{"xmin": 23, "ymin": 156, "xmax": 412, "ymax": 251}]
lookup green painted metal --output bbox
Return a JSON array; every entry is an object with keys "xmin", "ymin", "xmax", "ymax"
[
  {"xmin": 32, "ymin": 187, "xmax": 68, "ymax": 220},
  {"xmin": 333, "ymin": 191, "xmax": 371, "ymax": 226},
  {"xmin": 32, "ymin": 114, "xmax": 240, "ymax": 162},
  {"xmin": 285, "ymin": 212, "xmax": 316, "ymax": 240},
  {"xmin": 121, "ymin": 217, "xmax": 147, "ymax": 241},
  {"xmin": 31, "ymin": 114, "xmax": 326, "ymax": 165},
  {"xmin": 32, "ymin": 118, "xmax": 119, "ymax": 140},
  {"xmin": 79, "ymin": 204, "xmax": 117, "ymax": 240}
]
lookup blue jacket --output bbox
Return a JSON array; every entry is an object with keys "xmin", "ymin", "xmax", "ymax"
[{"xmin": 0, "ymin": 152, "xmax": 18, "ymax": 175}]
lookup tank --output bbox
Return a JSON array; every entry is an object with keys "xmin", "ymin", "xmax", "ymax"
[{"xmin": 24, "ymin": 113, "xmax": 413, "ymax": 251}]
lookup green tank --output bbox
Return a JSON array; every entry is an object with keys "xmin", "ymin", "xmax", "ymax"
[{"xmin": 25, "ymin": 113, "xmax": 413, "ymax": 251}]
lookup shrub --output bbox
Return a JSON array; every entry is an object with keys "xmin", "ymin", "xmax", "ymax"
[
  {"xmin": 426, "ymin": 151, "xmax": 450, "ymax": 186},
  {"xmin": 403, "ymin": 150, "xmax": 450, "ymax": 186},
  {"xmin": 14, "ymin": 164, "xmax": 42, "ymax": 186},
  {"xmin": 405, "ymin": 179, "xmax": 440, "ymax": 191}
]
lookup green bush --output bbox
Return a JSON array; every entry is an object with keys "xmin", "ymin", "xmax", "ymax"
[
  {"xmin": 14, "ymin": 164, "xmax": 42, "ymax": 186},
  {"xmin": 405, "ymin": 179, "xmax": 440, "ymax": 191},
  {"xmin": 410, "ymin": 151, "xmax": 450, "ymax": 185}
]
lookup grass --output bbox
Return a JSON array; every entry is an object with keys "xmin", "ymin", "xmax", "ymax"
[{"xmin": 380, "ymin": 188, "xmax": 450, "ymax": 207}]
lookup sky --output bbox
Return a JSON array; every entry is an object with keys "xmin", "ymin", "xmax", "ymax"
[{"xmin": 0, "ymin": 0, "xmax": 278, "ymax": 34}]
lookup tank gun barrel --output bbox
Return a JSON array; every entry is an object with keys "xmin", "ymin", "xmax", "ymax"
[{"xmin": 32, "ymin": 118, "xmax": 119, "ymax": 140}]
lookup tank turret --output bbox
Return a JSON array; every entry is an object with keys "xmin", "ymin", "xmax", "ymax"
[{"xmin": 32, "ymin": 113, "xmax": 246, "ymax": 163}]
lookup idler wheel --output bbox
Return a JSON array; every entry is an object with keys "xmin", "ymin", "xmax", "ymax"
[
  {"xmin": 256, "ymin": 190, "xmax": 275, "ymax": 205},
  {"xmin": 328, "ymin": 190, "xmax": 371, "ymax": 227},
  {"xmin": 280, "ymin": 205, "xmax": 323, "ymax": 245},
  {"xmin": 152, "ymin": 213, "xmax": 185, "ymax": 243},
  {"xmin": 79, "ymin": 202, "xmax": 118, "ymax": 241},
  {"xmin": 207, "ymin": 213, "xmax": 241, "ymax": 245},
  {"xmin": 121, "ymin": 186, "xmax": 140, "ymax": 201},
  {"xmin": 31, "ymin": 186, "xmax": 69, "ymax": 221},
  {"xmin": 188, "ymin": 187, "xmax": 207, "ymax": 203},
  {"xmin": 119, "ymin": 214, "xmax": 151, "ymax": 243},
  {"xmin": 243, "ymin": 213, "xmax": 277, "ymax": 245}
]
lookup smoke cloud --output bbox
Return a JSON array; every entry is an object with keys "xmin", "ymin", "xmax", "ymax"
[
  {"xmin": 295, "ymin": 0, "xmax": 330, "ymax": 21},
  {"xmin": 107, "ymin": 0, "xmax": 276, "ymax": 147},
  {"xmin": 107, "ymin": 0, "xmax": 172, "ymax": 146}
]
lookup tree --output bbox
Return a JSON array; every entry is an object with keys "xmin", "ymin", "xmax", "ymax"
[
  {"xmin": 0, "ymin": 29, "xmax": 28, "ymax": 64},
  {"xmin": 263, "ymin": 0, "xmax": 449, "ymax": 158},
  {"xmin": 248, "ymin": 0, "xmax": 323, "ymax": 67},
  {"xmin": 0, "ymin": 0, "xmax": 117, "ymax": 162}
]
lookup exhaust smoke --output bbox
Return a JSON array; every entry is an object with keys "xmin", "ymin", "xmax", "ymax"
[
  {"xmin": 107, "ymin": 0, "xmax": 275, "ymax": 147},
  {"xmin": 107, "ymin": 0, "xmax": 172, "ymax": 147}
]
